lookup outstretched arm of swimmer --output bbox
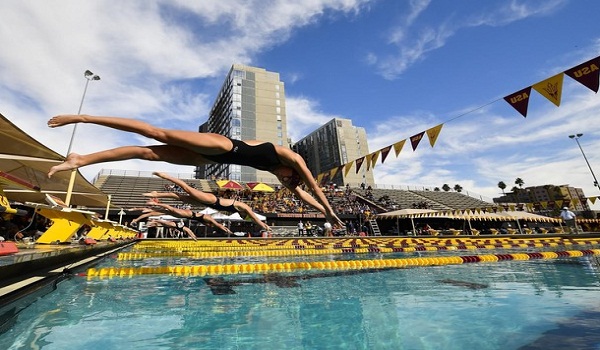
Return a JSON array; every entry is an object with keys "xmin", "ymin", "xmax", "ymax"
[
  {"xmin": 278, "ymin": 149, "xmax": 344, "ymax": 227},
  {"xmin": 202, "ymin": 215, "xmax": 232, "ymax": 235}
]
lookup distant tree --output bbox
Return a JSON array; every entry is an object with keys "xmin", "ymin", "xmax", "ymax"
[
  {"xmin": 442, "ymin": 184, "xmax": 451, "ymax": 192},
  {"xmin": 453, "ymin": 184, "xmax": 463, "ymax": 193},
  {"xmin": 515, "ymin": 178, "xmax": 524, "ymax": 188},
  {"xmin": 498, "ymin": 181, "xmax": 507, "ymax": 195},
  {"xmin": 434, "ymin": 187, "xmax": 440, "ymax": 191}
]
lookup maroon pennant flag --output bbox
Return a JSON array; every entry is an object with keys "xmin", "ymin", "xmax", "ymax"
[
  {"xmin": 503, "ymin": 86, "xmax": 532, "ymax": 117},
  {"xmin": 355, "ymin": 157, "xmax": 365, "ymax": 173},
  {"xmin": 380, "ymin": 145, "xmax": 392, "ymax": 164},
  {"xmin": 564, "ymin": 56, "xmax": 600, "ymax": 93},
  {"xmin": 410, "ymin": 132, "xmax": 425, "ymax": 151}
]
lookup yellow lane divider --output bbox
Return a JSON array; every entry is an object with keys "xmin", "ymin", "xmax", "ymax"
[
  {"xmin": 131, "ymin": 237, "xmax": 599, "ymax": 252},
  {"xmin": 87, "ymin": 248, "xmax": 600, "ymax": 279}
]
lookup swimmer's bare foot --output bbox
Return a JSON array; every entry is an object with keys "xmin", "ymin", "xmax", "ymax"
[
  {"xmin": 152, "ymin": 171, "xmax": 170, "ymax": 180},
  {"xmin": 47, "ymin": 114, "xmax": 86, "ymax": 128},
  {"xmin": 146, "ymin": 198, "xmax": 160, "ymax": 205},
  {"xmin": 47, "ymin": 153, "xmax": 82, "ymax": 178},
  {"xmin": 142, "ymin": 191, "xmax": 160, "ymax": 198}
]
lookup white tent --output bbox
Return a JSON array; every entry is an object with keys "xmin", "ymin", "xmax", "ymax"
[
  {"xmin": 227, "ymin": 212, "xmax": 267, "ymax": 221},
  {"xmin": 198, "ymin": 207, "xmax": 218, "ymax": 215}
]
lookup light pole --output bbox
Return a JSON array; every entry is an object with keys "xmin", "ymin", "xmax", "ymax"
[
  {"xmin": 569, "ymin": 133, "xmax": 600, "ymax": 192},
  {"xmin": 65, "ymin": 70, "xmax": 100, "ymax": 206}
]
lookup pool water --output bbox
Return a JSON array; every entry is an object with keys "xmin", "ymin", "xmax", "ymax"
[{"xmin": 1, "ymin": 248, "xmax": 600, "ymax": 349}]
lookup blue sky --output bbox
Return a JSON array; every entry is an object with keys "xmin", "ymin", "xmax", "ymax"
[{"xmin": 1, "ymin": 0, "xmax": 600, "ymax": 207}]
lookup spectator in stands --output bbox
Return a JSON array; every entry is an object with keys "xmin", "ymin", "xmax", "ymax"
[
  {"xmin": 46, "ymin": 114, "xmax": 344, "ymax": 228},
  {"xmin": 144, "ymin": 172, "xmax": 271, "ymax": 232}
]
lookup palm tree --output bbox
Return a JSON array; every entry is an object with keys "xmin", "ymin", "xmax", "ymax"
[
  {"xmin": 453, "ymin": 184, "xmax": 463, "ymax": 192},
  {"xmin": 498, "ymin": 181, "xmax": 507, "ymax": 195},
  {"xmin": 515, "ymin": 178, "xmax": 524, "ymax": 188},
  {"xmin": 442, "ymin": 184, "xmax": 451, "ymax": 192},
  {"xmin": 434, "ymin": 187, "xmax": 440, "ymax": 191}
]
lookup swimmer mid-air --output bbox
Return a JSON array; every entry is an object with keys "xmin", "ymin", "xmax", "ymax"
[
  {"xmin": 144, "ymin": 171, "xmax": 270, "ymax": 232},
  {"xmin": 47, "ymin": 114, "xmax": 344, "ymax": 227}
]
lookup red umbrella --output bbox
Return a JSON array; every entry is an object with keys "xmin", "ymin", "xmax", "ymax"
[{"xmin": 216, "ymin": 180, "xmax": 244, "ymax": 190}]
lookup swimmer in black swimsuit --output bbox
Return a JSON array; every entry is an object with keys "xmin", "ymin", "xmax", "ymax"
[
  {"xmin": 130, "ymin": 204, "xmax": 231, "ymax": 236},
  {"xmin": 47, "ymin": 114, "xmax": 343, "ymax": 228},
  {"xmin": 143, "ymin": 172, "xmax": 271, "ymax": 232}
]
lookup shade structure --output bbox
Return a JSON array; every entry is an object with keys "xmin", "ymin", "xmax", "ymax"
[
  {"xmin": 377, "ymin": 209, "xmax": 438, "ymax": 235},
  {"xmin": 216, "ymin": 180, "xmax": 244, "ymax": 190},
  {"xmin": 246, "ymin": 182, "xmax": 275, "ymax": 192},
  {"xmin": 198, "ymin": 207, "xmax": 218, "ymax": 215},
  {"xmin": 0, "ymin": 112, "xmax": 111, "ymax": 208}
]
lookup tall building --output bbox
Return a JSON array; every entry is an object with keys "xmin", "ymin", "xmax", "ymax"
[
  {"xmin": 196, "ymin": 64, "xmax": 288, "ymax": 183},
  {"xmin": 293, "ymin": 118, "xmax": 375, "ymax": 187}
]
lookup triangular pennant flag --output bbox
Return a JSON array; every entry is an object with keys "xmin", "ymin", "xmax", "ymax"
[
  {"xmin": 344, "ymin": 162, "xmax": 353, "ymax": 176},
  {"xmin": 540, "ymin": 201, "xmax": 548, "ymax": 209},
  {"xmin": 365, "ymin": 153, "xmax": 373, "ymax": 171},
  {"xmin": 370, "ymin": 150, "xmax": 380, "ymax": 169},
  {"xmin": 329, "ymin": 166, "xmax": 339, "ymax": 180},
  {"xmin": 556, "ymin": 200, "xmax": 563, "ymax": 208},
  {"xmin": 503, "ymin": 86, "xmax": 532, "ymax": 117},
  {"xmin": 589, "ymin": 196, "xmax": 597, "ymax": 204},
  {"xmin": 380, "ymin": 146, "xmax": 392, "ymax": 164},
  {"xmin": 393, "ymin": 140, "xmax": 406, "ymax": 157},
  {"xmin": 564, "ymin": 56, "xmax": 600, "ymax": 93},
  {"xmin": 410, "ymin": 132, "xmax": 425, "ymax": 151},
  {"xmin": 355, "ymin": 157, "xmax": 365, "ymax": 173},
  {"xmin": 426, "ymin": 124, "xmax": 444, "ymax": 147},
  {"xmin": 316, "ymin": 173, "xmax": 324, "ymax": 185},
  {"xmin": 532, "ymin": 73, "xmax": 564, "ymax": 107},
  {"xmin": 526, "ymin": 203, "xmax": 533, "ymax": 211}
]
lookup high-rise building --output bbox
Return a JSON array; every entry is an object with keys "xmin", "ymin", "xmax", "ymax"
[
  {"xmin": 196, "ymin": 64, "xmax": 288, "ymax": 183},
  {"xmin": 293, "ymin": 118, "xmax": 375, "ymax": 187}
]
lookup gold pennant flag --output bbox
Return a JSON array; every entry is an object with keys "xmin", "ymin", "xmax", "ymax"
[
  {"xmin": 329, "ymin": 166, "xmax": 339, "ymax": 180},
  {"xmin": 370, "ymin": 150, "xmax": 380, "ymax": 169},
  {"xmin": 526, "ymin": 203, "xmax": 533, "ymax": 211},
  {"xmin": 426, "ymin": 124, "xmax": 444, "ymax": 147},
  {"xmin": 366, "ymin": 153, "xmax": 373, "ymax": 171},
  {"xmin": 316, "ymin": 173, "xmax": 324, "ymax": 185},
  {"xmin": 380, "ymin": 146, "xmax": 392, "ymax": 164},
  {"xmin": 344, "ymin": 162, "xmax": 353, "ymax": 176},
  {"xmin": 393, "ymin": 140, "xmax": 406, "ymax": 157},
  {"xmin": 540, "ymin": 201, "xmax": 548, "ymax": 209},
  {"xmin": 509, "ymin": 204, "xmax": 515, "ymax": 211},
  {"xmin": 556, "ymin": 200, "xmax": 563, "ymax": 208},
  {"xmin": 533, "ymin": 73, "xmax": 564, "ymax": 107},
  {"xmin": 589, "ymin": 196, "xmax": 597, "ymax": 204}
]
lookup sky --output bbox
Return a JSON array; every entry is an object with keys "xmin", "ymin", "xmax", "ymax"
[{"xmin": 1, "ymin": 0, "xmax": 600, "ymax": 208}]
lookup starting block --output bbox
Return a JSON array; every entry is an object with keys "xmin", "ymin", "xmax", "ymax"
[{"xmin": 26, "ymin": 194, "xmax": 97, "ymax": 244}]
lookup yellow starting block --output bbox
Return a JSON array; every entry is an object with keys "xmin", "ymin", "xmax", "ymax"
[{"xmin": 26, "ymin": 194, "xmax": 98, "ymax": 244}]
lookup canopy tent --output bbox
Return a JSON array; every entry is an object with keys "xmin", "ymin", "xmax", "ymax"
[
  {"xmin": 216, "ymin": 180, "xmax": 244, "ymax": 190},
  {"xmin": 0, "ymin": 113, "xmax": 111, "ymax": 208},
  {"xmin": 246, "ymin": 182, "xmax": 275, "ymax": 192},
  {"xmin": 227, "ymin": 212, "xmax": 267, "ymax": 222},
  {"xmin": 198, "ymin": 207, "xmax": 218, "ymax": 215},
  {"xmin": 377, "ymin": 209, "xmax": 438, "ymax": 235}
]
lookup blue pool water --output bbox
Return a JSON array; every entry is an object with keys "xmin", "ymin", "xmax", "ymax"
[{"xmin": 1, "ymin": 249, "xmax": 600, "ymax": 350}]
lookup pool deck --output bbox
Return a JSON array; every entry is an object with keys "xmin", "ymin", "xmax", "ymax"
[{"xmin": 0, "ymin": 239, "xmax": 136, "ymax": 306}]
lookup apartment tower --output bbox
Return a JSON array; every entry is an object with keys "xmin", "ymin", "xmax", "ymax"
[
  {"xmin": 293, "ymin": 118, "xmax": 375, "ymax": 187},
  {"xmin": 196, "ymin": 64, "xmax": 288, "ymax": 183}
]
